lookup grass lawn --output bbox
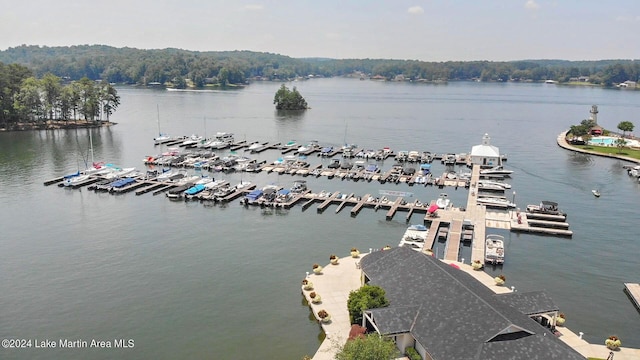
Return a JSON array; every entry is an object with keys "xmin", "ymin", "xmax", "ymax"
[{"xmin": 574, "ymin": 144, "xmax": 640, "ymax": 160}]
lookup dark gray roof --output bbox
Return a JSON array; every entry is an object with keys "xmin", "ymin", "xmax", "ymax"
[
  {"xmin": 368, "ymin": 305, "xmax": 420, "ymax": 335},
  {"xmin": 359, "ymin": 247, "xmax": 584, "ymax": 360},
  {"xmin": 496, "ymin": 291, "xmax": 560, "ymax": 315}
]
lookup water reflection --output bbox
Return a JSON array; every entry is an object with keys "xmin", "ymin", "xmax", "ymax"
[{"xmin": 275, "ymin": 109, "xmax": 307, "ymax": 122}]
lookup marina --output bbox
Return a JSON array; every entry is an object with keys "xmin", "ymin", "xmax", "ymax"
[
  {"xmin": 5, "ymin": 80, "xmax": 640, "ymax": 359},
  {"xmin": 45, "ymin": 134, "xmax": 578, "ymax": 257}
]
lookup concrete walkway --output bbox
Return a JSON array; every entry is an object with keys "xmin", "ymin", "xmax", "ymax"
[
  {"xmin": 303, "ymin": 252, "xmax": 640, "ymax": 360},
  {"xmin": 302, "ymin": 254, "xmax": 363, "ymax": 360}
]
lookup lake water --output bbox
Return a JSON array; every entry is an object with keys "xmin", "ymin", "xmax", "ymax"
[{"xmin": 1, "ymin": 79, "xmax": 639, "ymax": 359}]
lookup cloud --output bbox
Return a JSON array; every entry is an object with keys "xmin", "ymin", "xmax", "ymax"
[
  {"xmin": 524, "ymin": 0, "xmax": 539, "ymax": 10},
  {"xmin": 408, "ymin": 6, "xmax": 424, "ymax": 15},
  {"xmin": 242, "ymin": 4, "xmax": 264, "ymax": 11}
]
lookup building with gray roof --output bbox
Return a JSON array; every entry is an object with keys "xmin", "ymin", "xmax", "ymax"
[{"xmin": 359, "ymin": 246, "xmax": 585, "ymax": 360}]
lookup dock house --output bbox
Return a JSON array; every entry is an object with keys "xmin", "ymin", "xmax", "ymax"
[
  {"xmin": 470, "ymin": 133, "xmax": 502, "ymax": 168},
  {"xmin": 358, "ymin": 247, "xmax": 584, "ymax": 360}
]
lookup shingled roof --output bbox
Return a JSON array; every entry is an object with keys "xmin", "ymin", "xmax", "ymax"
[{"xmin": 360, "ymin": 247, "xmax": 584, "ymax": 360}]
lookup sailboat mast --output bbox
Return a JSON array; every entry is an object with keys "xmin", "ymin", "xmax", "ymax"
[
  {"xmin": 157, "ymin": 104, "xmax": 161, "ymax": 136},
  {"xmin": 89, "ymin": 128, "xmax": 94, "ymax": 164}
]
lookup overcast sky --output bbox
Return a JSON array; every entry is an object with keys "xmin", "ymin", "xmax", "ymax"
[{"xmin": 1, "ymin": 0, "xmax": 638, "ymax": 61}]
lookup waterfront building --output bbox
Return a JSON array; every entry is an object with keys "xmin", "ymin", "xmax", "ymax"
[
  {"xmin": 358, "ymin": 247, "xmax": 584, "ymax": 360},
  {"xmin": 470, "ymin": 133, "xmax": 502, "ymax": 167}
]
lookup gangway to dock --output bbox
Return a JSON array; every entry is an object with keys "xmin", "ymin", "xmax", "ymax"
[{"xmin": 444, "ymin": 219, "xmax": 463, "ymax": 261}]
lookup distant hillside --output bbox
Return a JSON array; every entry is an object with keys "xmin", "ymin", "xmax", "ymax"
[{"xmin": 0, "ymin": 45, "xmax": 638, "ymax": 86}]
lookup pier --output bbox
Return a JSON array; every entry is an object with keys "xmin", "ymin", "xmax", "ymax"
[{"xmin": 624, "ymin": 283, "xmax": 640, "ymax": 311}]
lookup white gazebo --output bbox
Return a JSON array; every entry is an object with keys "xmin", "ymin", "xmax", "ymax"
[{"xmin": 470, "ymin": 133, "xmax": 501, "ymax": 167}]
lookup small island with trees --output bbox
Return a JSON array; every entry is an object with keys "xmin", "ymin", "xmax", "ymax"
[{"xmin": 273, "ymin": 84, "xmax": 309, "ymax": 110}]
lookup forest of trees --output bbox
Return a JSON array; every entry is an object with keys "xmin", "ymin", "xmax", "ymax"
[
  {"xmin": 1, "ymin": 45, "xmax": 639, "ymax": 126},
  {"xmin": 0, "ymin": 61, "xmax": 119, "ymax": 128},
  {"xmin": 1, "ymin": 45, "xmax": 639, "ymax": 87}
]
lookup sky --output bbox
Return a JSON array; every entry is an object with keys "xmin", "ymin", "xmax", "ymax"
[{"xmin": 1, "ymin": 0, "xmax": 639, "ymax": 61}]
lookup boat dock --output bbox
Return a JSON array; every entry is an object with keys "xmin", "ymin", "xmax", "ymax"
[{"xmin": 624, "ymin": 283, "xmax": 640, "ymax": 311}]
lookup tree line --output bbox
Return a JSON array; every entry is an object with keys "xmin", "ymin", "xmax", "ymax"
[
  {"xmin": 0, "ymin": 61, "xmax": 120, "ymax": 128},
  {"xmin": 1, "ymin": 45, "xmax": 639, "ymax": 87}
]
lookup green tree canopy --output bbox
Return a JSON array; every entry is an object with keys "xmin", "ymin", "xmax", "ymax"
[
  {"xmin": 347, "ymin": 285, "xmax": 389, "ymax": 325},
  {"xmin": 617, "ymin": 121, "xmax": 634, "ymax": 137},
  {"xmin": 273, "ymin": 84, "xmax": 308, "ymax": 110},
  {"xmin": 335, "ymin": 334, "xmax": 400, "ymax": 360}
]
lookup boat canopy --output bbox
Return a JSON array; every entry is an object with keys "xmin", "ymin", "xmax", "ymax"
[
  {"xmin": 245, "ymin": 189, "xmax": 263, "ymax": 200},
  {"xmin": 408, "ymin": 224, "xmax": 428, "ymax": 231},
  {"xmin": 184, "ymin": 183, "xmax": 206, "ymax": 195},
  {"xmin": 112, "ymin": 177, "xmax": 136, "ymax": 188}
]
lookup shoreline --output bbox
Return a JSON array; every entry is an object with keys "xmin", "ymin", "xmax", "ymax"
[
  {"xmin": 556, "ymin": 130, "xmax": 640, "ymax": 165},
  {"xmin": 0, "ymin": 120, "xmax": 116, "ymax": 132}
]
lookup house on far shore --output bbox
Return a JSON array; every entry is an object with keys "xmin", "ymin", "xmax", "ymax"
[
  {"xmin": 619, "ymin": 80, "xmax": 637, "ymax": 88},
  {"xmin": 470, "ymin": 133, "xmax": 502, "ymax": 168},
  {"xmin": 358, "ymin": 247, "xmax": 585, "ymax": 360}
]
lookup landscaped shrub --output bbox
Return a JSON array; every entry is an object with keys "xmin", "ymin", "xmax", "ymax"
[{"xmin": 406, "ymin": 346, "xmax": 422, "ymax": 360}]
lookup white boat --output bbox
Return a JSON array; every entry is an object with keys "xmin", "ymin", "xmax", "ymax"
[
  {"xmin": 101, "ymin": 167, "xmax": 136, "ymax": 180},
  {"xmin": 480, "ymin": 166, "xmax": 514, "ymax": 176},
  {"xmin": 204, "ymin": 179, "xmax": 228, "ymax": 189},
  {"xmin": 181, "ymin": 134, "xmax": 203, "ymax": 147},
  {"xmin": 592, "ymin": 189, "xmax": 601, "ymax": 197},
  {"xmin": 208, "ymin": 132, "xmax": 235, "ymax": 149},
  {"xmin": 153, "ymin": 105, "xmax": 172, "ymax": 145},
  {"xmin": 476, "ymin": 196, "xmax": 516, "ymax": 208},
  {"xmin": 435, "ymin": 193, "xmax": 450, "ymax": 209},
  {"xmin": 485, "ymin": 234, "xmax": 505, "ymax": 264},
  {"xmin": 477, "ymin": 182, "xmax": 506, "ymax": 191},
  {"xmin": 154, "ymin": 134, "xmax": 172, "ymax": 145},
  {"xmin": 298, "ymin": 141, "xmax": 319, "ymax": 153},
  {"xmin": 399, "ymin": 224, "xmax": 428, "ymax": 251},
  {"xmin": 235, "ymin": 181, "xmax": 253, "ymax": 190},
  {"xmin": 477, "ymin": 179, "xmax": 511, "ymax": 189},
  {"xmin": 62, "ymin": 173, "xmax": 91, "ymax": 187}
]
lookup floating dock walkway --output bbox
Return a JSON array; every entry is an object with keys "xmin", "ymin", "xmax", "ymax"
[{"xmin": 624, "ymin": 283, "xmax": 640, "ymax": 311}]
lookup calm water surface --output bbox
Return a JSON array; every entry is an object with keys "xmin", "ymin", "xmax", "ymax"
[{"xmin": 1, "ymin": 79, "xmax": 639, "ymax": 359}]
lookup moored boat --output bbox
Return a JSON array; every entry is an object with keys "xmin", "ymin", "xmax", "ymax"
[
  {"xmin": 485, "ymin": 234, "xmax": 505, "ymax": 264},
  {"xmin": 399, "ymin": 224, "xmax": 428, "ymax": 251},
  {"xmin": 435, "ymin": 193, "xmax": 450, "ymax": 209},
  {"xmin": 476, "ymin": 196, "xmax": 515, "ymax": 208},
  {"xmin": 480, "ymin": 166, "xmax": 514, "ymax": 177},
  {"xmin": 526, "ymin": 200, "xmax": 565, "ymax": 216}
]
